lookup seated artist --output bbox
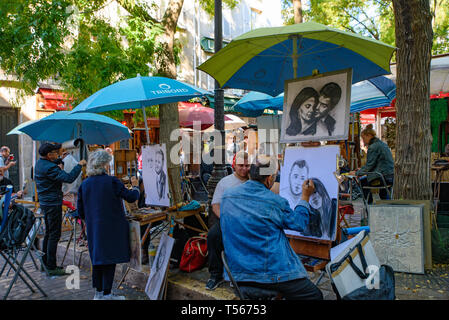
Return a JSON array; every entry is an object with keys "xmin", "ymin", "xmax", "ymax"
[
  {"xmin": 220, "ymin": 154, "xmax": 323, "ymax": 300},
  {"xmin": 0, "ymin": 167, "xmax": 25, "ymax": 199},
  {"xmin": 206, "ymin": 151, "xmax": 250, "ymax": 291},
  {"xmin": 349, "ymin": 124, "xmax": 394, "ymax": 204}
]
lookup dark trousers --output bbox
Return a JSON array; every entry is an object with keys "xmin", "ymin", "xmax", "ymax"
[
  {"xmin": 92, "ymin": 264, "xmax": 116, "ymax": 295},
  {"xmin": 238, "ymin": 277, "xmax": 323, "ymax": 300},
  {"xmin": 41, "ymin": 205, "xmax": 62, "ymax": 270},
  {"xmin": 207, "ymin": 222, "xmax": 223, "ymax": 280},
  {"xmin": 360, "ymin": 175, "xmax": 394, "ymax": 204}
]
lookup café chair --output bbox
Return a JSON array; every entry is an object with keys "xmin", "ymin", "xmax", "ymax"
[{"xmin": 358, "ymin": 171, "xmax": 393, "ymax": 224}]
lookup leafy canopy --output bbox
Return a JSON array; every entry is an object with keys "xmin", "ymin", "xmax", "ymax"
[{"xmin": 281, "ymin": 0, "xmax": 449, "ymax": 55}]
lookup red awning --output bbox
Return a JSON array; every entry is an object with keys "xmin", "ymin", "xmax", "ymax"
[{"xmin": 38, "ymin": 88, "xmax": 72, "ymax": 110}]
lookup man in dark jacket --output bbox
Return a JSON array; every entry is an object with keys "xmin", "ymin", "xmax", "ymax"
[{"xmin": 35, "ymin": 142, "xmax": 86, "ymax": 276}]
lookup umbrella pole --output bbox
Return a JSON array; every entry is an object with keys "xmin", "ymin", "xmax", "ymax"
[
  {"xmin": 142, "ymin": 105, "xmax": 150, "ymax": 144},
  {"xmin": 290, "ymin": 35, "xmax": 300, "ymax": 79}
]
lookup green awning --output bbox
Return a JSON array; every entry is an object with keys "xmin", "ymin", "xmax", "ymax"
[
  {"xmin": 206, "ymin": 94, "xmax": 240, "ymax": 112},
  {"xmin": 206, "ymin": 94, "xmax": 279, "ymax": 117},
  {"xmin": 200, "ymin": 37, "xmax": 230, "ymax": 54}
]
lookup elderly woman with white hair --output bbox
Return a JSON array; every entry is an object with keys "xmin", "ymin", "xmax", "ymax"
[{"xmin": 77, "ymin": 149, "xmax": 140, "ymax": 300}]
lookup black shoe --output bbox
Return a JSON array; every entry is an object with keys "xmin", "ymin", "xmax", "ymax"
[
  {"xmin": 205, "ymin": 278, "xmax": 224, "ymax": 291},
  {"xmin": 48, "ymin": 268, "xmax": 68, "ymax": 276}
]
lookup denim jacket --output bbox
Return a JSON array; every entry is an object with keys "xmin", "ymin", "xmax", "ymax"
[{"xmin": 220, "ymin": 180, "xmax": 310, "ymax": 283}]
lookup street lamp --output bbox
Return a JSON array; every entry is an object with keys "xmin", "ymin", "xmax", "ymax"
[{"xmin": 206, "ymin": 0, "xmax": 227, "ymax": 228}]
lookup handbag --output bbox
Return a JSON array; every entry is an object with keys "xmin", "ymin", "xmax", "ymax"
[
  {"xmin": 327, "ymin": 230, "xmax": 395, "ymax": 300},
  {"xmin": 179, "ymin": 235, "xmax": 208, "ymax": 272}
]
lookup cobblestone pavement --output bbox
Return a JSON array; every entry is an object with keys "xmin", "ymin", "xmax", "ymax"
[
  {"xmin": 1, "ymin": 195, "xmax": 448, "ymax": 300},
  {"xmin": 0, "ymin": 252, "xmax": 149, "ymax": 300}
]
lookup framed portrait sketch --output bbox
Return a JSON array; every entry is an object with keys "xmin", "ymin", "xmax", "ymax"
[
  {"xmin": 142, "ymin": 144, "xmax": 170, "ymax": 207},
  {"xmin": 145, "ymin": 232, "xmax": 175, "ymax": 300},
  {"xmin": 280, "ymin": 69, "xmax": 352, "ymax": 142},
  {"xmin": 280, "ymin": 145, "xmax": 340, "ymax": 241}
]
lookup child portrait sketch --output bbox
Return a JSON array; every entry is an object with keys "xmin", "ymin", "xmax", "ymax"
[{"xmin": 142, "ymin": 144, "xmax": 170, "ymax": 207}]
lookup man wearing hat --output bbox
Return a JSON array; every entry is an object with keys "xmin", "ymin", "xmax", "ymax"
[{"xmin": 35, "ymin": 142, "xmax": 86, "ymax": 276}]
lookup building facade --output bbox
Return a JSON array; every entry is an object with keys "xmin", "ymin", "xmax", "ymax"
[{"xmin": 0, "ymin": 0, "xmax": 283, "ymax": 190}]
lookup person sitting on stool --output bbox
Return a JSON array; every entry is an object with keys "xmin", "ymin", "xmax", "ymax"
[
  {"xmin": 349, "ymin": 124, "xmax": 394, "ymax": 204},
  {"xmin": 220, "ymin": 154, "xmax": 323, "ymax": 300}
]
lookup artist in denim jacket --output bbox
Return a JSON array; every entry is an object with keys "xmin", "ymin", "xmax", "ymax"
[{"xmin": 220, "ymin": 155, "xmax": 323, "ymax": 300}]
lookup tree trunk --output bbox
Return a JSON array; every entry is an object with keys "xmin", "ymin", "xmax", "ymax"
[
  {"xmin": 392, "ymin": 0, "xmax": 433, "ymax": 200},
  {"xmin": 293, "ymin": 0, "xmax": 303, "ymax": 23},
  {"xmin": 156, "ymin": 0, "xmax": 184, "ymax": 205}
]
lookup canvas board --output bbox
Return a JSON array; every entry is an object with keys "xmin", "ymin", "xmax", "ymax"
[
  {"xmin": 129, "ymin": 220, "xmax": 142, "ymax": 272},
  {"xmin": 369, "ymin": 204, "xmax": 425, "ymax": 274},
  {"xmin": 280, "ymin": 69, "xmax": 352, "ymax": 142},
  {"xmin": 142, "ymin": 144, "xmax": 170, "ymax": 207},
  {"xmin": 145, "ymin": 232, "xmax": 175, "ymax": 300},
  {"xmin": 257, "ymin": 114, "xmax": 282, "ymax": 157},
  {"xmin": 281, "ymin": 145, "xmax": 339, "ymax": 241}
]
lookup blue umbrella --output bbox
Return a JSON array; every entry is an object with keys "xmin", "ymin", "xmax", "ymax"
[
  {"xmin": 350, "ymin": 75, "xmax": 396, "ymax": 113},
  {"xmin": 70, "ymin": 75, "xmax": 209, "ymax": 142},
  {"xmin": 7, "ymin": 111, "xmax": 131, "ymax": 145},
  {"xmin": 198, "ymin": 22, "xmax": 395, "ymax": 96},
  {"xmin": 233, "ymin": 91, "xmax": 284, "ymax": 117}
]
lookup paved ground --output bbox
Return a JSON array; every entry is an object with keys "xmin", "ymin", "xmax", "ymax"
[
  {"xmin": 1, "ymin": 194, "xmax": 448, "ymax": 300},
  {"xmin": 0, "ymin": 253, "xmax": 149, "ymax": 300}
]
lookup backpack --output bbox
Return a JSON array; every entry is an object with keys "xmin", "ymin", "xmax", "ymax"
[
  {"xmin": 0, "ymin": 204, "xmax": 36, "ymax": 249},
  {"xmin": 179, "ymin": 235, "xmax": 208, "ymax": 272}
]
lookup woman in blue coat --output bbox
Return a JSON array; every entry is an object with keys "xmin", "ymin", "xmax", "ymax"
[{"xmin": 77, "ymin": 150, "xmax": 140, "ymax": 300}]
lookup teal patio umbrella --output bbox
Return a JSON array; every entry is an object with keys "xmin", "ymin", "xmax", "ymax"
[
  {"xmin": 8, "ymin": 111, "xmax": 131, "ymax": 145},
  {"xmin": 70, "ymin": 75, "xmax": 209, "ymax": 143}
]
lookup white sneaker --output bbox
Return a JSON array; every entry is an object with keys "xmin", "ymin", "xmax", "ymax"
[
  {"xmin": 93, "ymin": 291, "xmax": 103, "ymax": 300},
  {"xmin": 102, "ymin": 293, "xmax": 126, "ymax": 300}
]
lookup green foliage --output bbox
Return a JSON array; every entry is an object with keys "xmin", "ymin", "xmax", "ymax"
[
  {"xmin": 0, "ymin": 0, "xmax": 72, "ymax": 93},
  {"xmin": 60, "ymin": 12, "xmax": 164, "ymax": 105},
  {"xmin": 282, "ymin": 0, "xmax": 449, "ymax": 56},
  {"xmin": 0, "ymin": 0, "xmax": 169, "ymax": 108}
]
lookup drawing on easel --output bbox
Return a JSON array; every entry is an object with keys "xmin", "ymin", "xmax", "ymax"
[
  {"xmin": 142, "ymin": 144, "xmax": 170, "ymax": 207},
  {"xmin": 280, "ymin": 69, "xmax": 352, "ymax": 142},
  {"xmin": 129, "ymin": 220, "xmax": 142, "ymax": 272},
  {"xmin": 145, "ymin": 232, "xmax": 175, "ymax": 300},
  {"xmin": 280, "ymin": 145, "xmax": 340, "ymax": 241}
]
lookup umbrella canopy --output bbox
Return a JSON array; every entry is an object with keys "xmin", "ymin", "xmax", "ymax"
[
  {"xmin": 204, "ymin": 114, "xmax": 247, "ymax": 132},
  {"xmin": 350, "ymin": 75, "xmax": 396, "ymax": 113},
  {"xmin": 7, "ymin": 111, "xmax": 131, "ymax": 145},
  {"xmin": 7, "ymin": 120, "xmax": 38, "ymax": 135},
  {"xmin": 198, "ymin": 21, "xmax": 395, "ymax": 96},
  {"xmin": 178, "ymin": 103, "xmax": 231, "ymax": 130},
  {"xmin": 389, "ymin": 54, "xmax": 449, "ymax": 97},
  {"xmin": 70, "ymin": 76, "xmax": 209, "ymax": 114},
  {"xmin": 233, "ymin": 91, "xmax": 284, "ymax": 117}
]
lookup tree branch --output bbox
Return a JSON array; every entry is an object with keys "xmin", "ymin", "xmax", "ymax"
[
  {"xmin": 342, "ymin": 8, "xmax": 379, "ymax": 40},
  {"xmin": 162, "ymin": 0, "xmax": 184, "ymax": 31},
  {"xmin": 116, "ymin": 0, "xmax": 159, "ymax": 24}
]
